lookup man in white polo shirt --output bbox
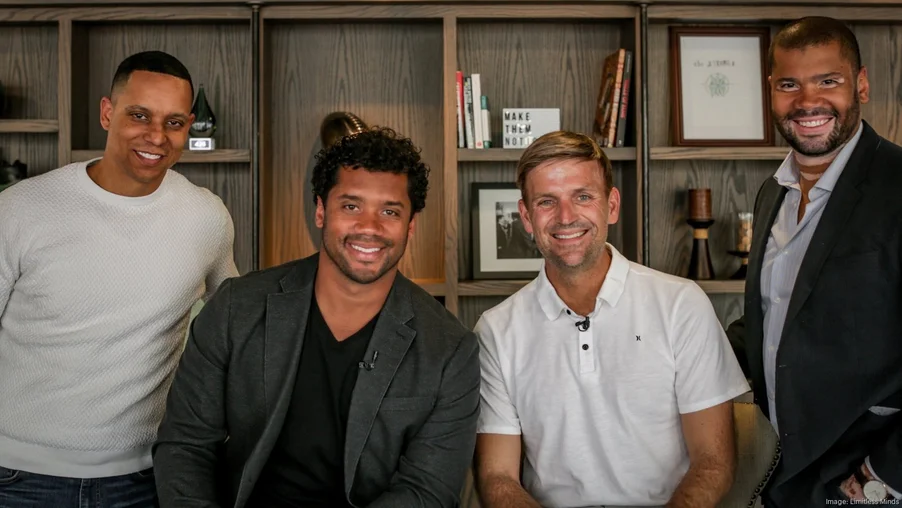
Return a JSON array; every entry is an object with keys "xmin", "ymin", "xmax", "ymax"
[{"xmin": 473, "ymin": 130, "xmax": 751, "ymax": 508}]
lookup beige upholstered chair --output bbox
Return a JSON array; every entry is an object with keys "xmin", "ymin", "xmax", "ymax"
[{"xmin": 460, "ymin": 401, "xmax": 780, "ymax": 508}]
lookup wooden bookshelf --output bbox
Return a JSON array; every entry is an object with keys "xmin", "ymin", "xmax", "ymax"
[
  {"xmin": 651, "ymin": 146, "xmax": 790, "ymax": 160},
  {"xmin": 0, "ymin": 119, "xmax": 59, "ymax": 133},
  {"xmin": 459, "ymin": 146, "xmax": 637, "ymax": 162}
]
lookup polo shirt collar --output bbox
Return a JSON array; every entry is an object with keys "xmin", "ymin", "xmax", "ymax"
[{"xmin": 535, "ymin": 243, "xmax": 630, "ymax": 321}]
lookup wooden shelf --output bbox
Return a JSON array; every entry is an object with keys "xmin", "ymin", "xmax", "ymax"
[
  {"xmin": 651, "ymin": 146, "xmax": 790, "ymax": 161},
  {"xmin": 459, "ymin": 147, "xmax": 637, "ymax": 162},
  {"xmin": 459, "ymin": 278, "xmax": 745, "ymax": 297},
  {"xmin": 0, "ymin": 119, "xmax": 59, "ymax": 134},
  {"xmin": 458, "ymin": 280, "xmax": 531, "ymax": 296},
  {"xmin": 694, "ymin": 280, "xmax": 746, "ymax": 294},
  {"xmin": 70, "ymin": 149, "xmax": 250, "ymax": 164},
  {"xmin": 413, "ymin": 278, "xmax": 446, "ymax": 297}
]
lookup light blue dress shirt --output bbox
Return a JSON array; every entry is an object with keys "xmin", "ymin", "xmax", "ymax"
[{"xmin": 760, "ymin": 121, "xmax": 863, "ymax": 434}]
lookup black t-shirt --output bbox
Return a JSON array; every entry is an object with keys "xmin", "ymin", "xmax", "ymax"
[{"xmin": 248, "ymin": 296, "xmax": 377, "ymax": 507}]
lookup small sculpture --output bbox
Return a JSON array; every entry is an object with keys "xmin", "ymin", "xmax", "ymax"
[
  {"xmin": 189, "ymin": 84, "xmax": 216, "ymax": 150},
  {"xmin": 0, "ymin": 158, "xmax": 27, "ymax": 192},
  {"xmin": 320, "ymin": 112, "xmax": 368, "ymax": 148}
]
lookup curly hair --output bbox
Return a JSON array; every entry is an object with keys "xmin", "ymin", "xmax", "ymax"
[{"xmin": 311, "ymin": 126, "xmax": 430, "ymax": 216}]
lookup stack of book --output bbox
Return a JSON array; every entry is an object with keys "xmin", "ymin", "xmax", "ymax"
[
  {"xmin": 455, "ymin": 71, "xmax": 492, "ymax": 149},
  {"xmin": 593, "ymin": 48, "xmax": 633, "ymax": 148}
]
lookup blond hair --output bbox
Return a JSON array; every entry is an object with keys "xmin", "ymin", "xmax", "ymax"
[{"xmin": 515, "ymin": 130, "xmax": 613, "ymax": 200}]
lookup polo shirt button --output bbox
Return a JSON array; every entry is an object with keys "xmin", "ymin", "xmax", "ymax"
[
  {"xmin": 582, "ymin": 344, "xmax": 589, "ymax": 351},
  {"xmin": 566, "ymin": 310, "xmax": 572, "ymax": 315}
]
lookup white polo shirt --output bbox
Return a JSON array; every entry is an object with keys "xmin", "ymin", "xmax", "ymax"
[{"xmin": 475, "ymin": 244, "xmax": 750, "ymax": 507}]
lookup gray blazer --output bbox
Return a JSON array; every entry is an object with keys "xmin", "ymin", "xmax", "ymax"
[{"xmin": 153, "ymin": 253, "xmax": 480, "ymax": 508}]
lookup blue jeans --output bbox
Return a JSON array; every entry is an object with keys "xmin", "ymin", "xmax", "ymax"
[{"xmin": 0, "ymin": 465, "xmax": 158, "ymax": 508}]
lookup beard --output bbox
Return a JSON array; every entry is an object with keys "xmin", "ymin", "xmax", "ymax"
[
  {"xmin": 321, "ymin": 218, "xmax": 405, "ymax": 285},
  {"xmin": 775, "ymin": 93, "xmax": 861, "ymax": 157},
  {"xmin": 535, "ymin": 221, "xmax": 606, "ymax": 273}
]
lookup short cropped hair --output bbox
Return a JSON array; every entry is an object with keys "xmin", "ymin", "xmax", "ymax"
[
  {"xmin": 769, "ymin": 16, "xmax": 861, "ymax": 73},
  {"xmin": 111, "ymin": 50, "xmax": 194, "ymax": 98},
  {"xmin": 311, "ymin": 126, "xmax": 430, "ymax": 216},
  {"xmin": 515, "ymin": 130, "xmax": 614, "ymax": 201}
]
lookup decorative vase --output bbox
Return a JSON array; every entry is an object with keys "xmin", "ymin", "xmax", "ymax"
[
  {"xmin": 687, "ymin": 188, "xmax": 716, "ymax": 280},
  {"xmin": 189, "ymin": 84, "xmax": 216, "ymax": 138},
  {"xmin": 320, "ymin": 112, "xmax": 368, "ymax": 148}
]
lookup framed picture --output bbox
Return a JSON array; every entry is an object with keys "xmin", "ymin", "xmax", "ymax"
[
  {"xmin": 471, "ymin": 182, "xmax": 544, "ymax": 279},
  {"xmin": 670, "ymin": 26, "xmax": 773, "ymax": 146}
]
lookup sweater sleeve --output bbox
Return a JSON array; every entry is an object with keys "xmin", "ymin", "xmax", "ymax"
[
  {"xmin": 0, "ymin": 192, "xmax": 22, "ymax": 318},
  {"xmin": 203, "ymin": 201, "xmax": 238, "ymax": 302}
]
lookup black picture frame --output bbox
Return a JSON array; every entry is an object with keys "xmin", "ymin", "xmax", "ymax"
[{"xmin": 471, "ymin": 182, "xmax": 544, "ymax": 280}]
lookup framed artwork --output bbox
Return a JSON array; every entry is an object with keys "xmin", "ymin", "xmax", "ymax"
[
  {"xmin": 670, "ymin": 26, "xmax": 774, "ymax": 146},
  {"xmin": 471, "ymin": 182, "xmax": 544, "ymax": 279}
]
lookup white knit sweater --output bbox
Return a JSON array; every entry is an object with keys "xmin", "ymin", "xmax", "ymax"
[{"xmin": 0, "ymin": 159, "xmax": 238, "ymax": 478}]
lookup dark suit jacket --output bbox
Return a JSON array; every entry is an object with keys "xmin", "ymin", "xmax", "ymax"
[
  {"xmin": 153, "ymin": 253, "xmax": 481, "ymax": 508},
  {"xmin": 727, "ymin": 121, "xmax": 902, "ymax": 506}
]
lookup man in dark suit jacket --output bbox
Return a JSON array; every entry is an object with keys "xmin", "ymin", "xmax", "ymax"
[
  {"xmin": 727, "ymin": 16, "xmax": 902, "ymax": 507},
  {"xmin": 152, "ymin": 127, "xmax": 480, "ymax": 507}
]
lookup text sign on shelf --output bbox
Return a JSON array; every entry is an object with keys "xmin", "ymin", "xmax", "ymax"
[{"xmin": 502, "ymin": 108, "xmax": 560, "ymax": 149}]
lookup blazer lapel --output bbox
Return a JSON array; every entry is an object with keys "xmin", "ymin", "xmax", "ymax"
[
  {"xmin": 234, "ymin": 258, "xmax": 316, "ymax": 507},
  {"xmin": 745, "ymin": 178, "xmax": 787, "ymax": 388},
  {"xmin": 343, "ymin": 276, "xmax": 416, "ymax": 493},
  {"xmin": 779, "ymin": 122, "xmax": 879, "ymax": 339}
]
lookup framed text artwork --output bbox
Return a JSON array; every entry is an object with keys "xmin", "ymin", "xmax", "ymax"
[
  {"xmin": 470, "ymin": 182, "xmax": 544, "ymax": 280},
  {"xmin": 669, "ymin": 26, "xmax": 774, "ymax": 146}
]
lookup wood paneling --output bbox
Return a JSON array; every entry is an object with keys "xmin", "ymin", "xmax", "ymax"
[
  {"xmin": 457, "ymin": 162, "xmax": 626, "ymax": 281},
  {"xmin": 263, "ymin": 4, "xmax": 635, "ymax": 20},
  {"xmin": 76, "ymin": 21, "xmax": 252, "ymax": 151},
  {"xmin": 652, "ymin": 146, "xmax": 790, "ymax": 160},
  {"xmin": 0, "ymin": 133, "xmax": 59, "ymax": 177},
  {"xmin": 0, "ymin": 23, "xmax": 57, "ymax": 120},
  {"xmin": 854, "ymin": 23, "xmax": 902, "ymax": 144},
  {"xmin": 648, "ymin": 159, "xmax": 772, "ymax": 279},
  {"xmin": 262, "ymin": 21, "xmax": 445, "ymax": 281},
  {"xmin": 58, "ymin": 18, "xmax": 72, "ymax": 166},
  {"xmin": 649, "ymin": 5, "xmax": 902, "ymax": 22},
  {"xmin": 458, "ymin": 295, "xmax": 507, "ymax": 331},
  {"xmin": 457, "ymin": 20, "xmax": 627, "ymax": 146},
  {"xmin": 176, "ymin": 163, "xmax": 254, "ymax": 275},
  {"xmin": 443, "ymin": 15, "xmax": 460, "ymax": 314}
]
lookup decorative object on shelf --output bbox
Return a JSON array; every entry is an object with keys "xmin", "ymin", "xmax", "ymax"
[
  {"xmin": 471, "ymin": 182, "xmax": 543, "ymax": 279},
  {"xmin": 728, "ymin": 211, "xmax": 753, "ymax": 280},
  {"xmin": 320, "ymin": 111, "xmax": 368, "ymax": 148},
  {"xmin": 0, "ymin": 157, "xmax": 27, "ymax": 193},
  {"xmin": 188, "ymin": 84, "xmax": 216, "ymax": 151},
  {"xmin": 593, "ymin": 48, "xmax": 633, "ymax": 148},
  {"xmin": 687, "ymin": 188, "xmax": 716, "ymax": 280},
  {"xmin": 502, "ymin": 108, "xmax": 560, "ymax": 149},
  {"xmin": 670, "ymin": 26, "xmax": 773, "ymax": 147}
]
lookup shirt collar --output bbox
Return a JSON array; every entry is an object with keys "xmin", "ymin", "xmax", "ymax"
[
  {"xmin": 773, "ymin": 120, "xmax": 863, "ymax": 192},
  {"xmin": 535, "ymin": 242, "xmax": 630, "ymax": 321}
]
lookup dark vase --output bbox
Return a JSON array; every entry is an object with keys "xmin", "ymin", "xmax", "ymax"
[
  {"xmin": 0, "ymin": 158, "xmax": 28, "ymax": 185},
  {"xmin": 189, "ymin": 84, "xmax": 216, "ymax": 138},
  {"xmin": 687, "ymin": 217, "xmax": 716, "ymax": 280},
  {"xmin": 320, "ymin": 112, "xmax": 368, "ymax": 148}
]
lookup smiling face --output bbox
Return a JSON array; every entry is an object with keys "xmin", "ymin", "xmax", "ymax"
[
  {"xmin": 770, "ymin": 41, "xmax": 869, "ymax": 157},
  {"xmin": 315, "ymin": 166, "xmax": 415, "ymax": 285},
  {"xmin": 518, "ymin": 158, "xmax": 620, "ymax": 275},
  {"xmin": 99, "ymin": 70, "xmax": 194, "ymax": 194}
]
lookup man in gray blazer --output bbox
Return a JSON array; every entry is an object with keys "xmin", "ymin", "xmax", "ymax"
[{"xmin": 153, "ymin": 127, "xmax": 480, "ymax": 508}]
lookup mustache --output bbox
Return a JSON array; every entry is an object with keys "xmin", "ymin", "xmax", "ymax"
[
  {"xmin": 783, "ymin": 107, "xmax": 838, "ymax": 121},
  {"xmin": 344, "ymin": 235, "xmax": 393, "ymax": 248}
]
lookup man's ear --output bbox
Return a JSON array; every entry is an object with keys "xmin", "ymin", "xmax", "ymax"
[
  {"xmin": 100, "ymin": 96, "xmax": 114, "ymax": 131},
  {"xmin": 857, "ymin": 65, "xmax": 870, "ymax": 104},
  {"xmin": 518, "ymin": 199, "xmax": 534, "ymax": 235},
  {"xmin": 315, "ymin": 196, "xmax": 325, "ymax": 228}
]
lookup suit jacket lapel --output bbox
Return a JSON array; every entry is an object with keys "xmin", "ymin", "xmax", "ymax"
[
  {"xmin": 746, "ymin": 178, "xmax": 787, "ymax": 390},
  {"xmin": 344, "ymin": 276, "xmax": 416, "ymax": 493},
  {"xmin": 779, "ymin": 122, "xmax": 879, "ymax": 340},
  {"xmin": 234, "ymin": 257, "xmax": 316, "ymax": 507}
]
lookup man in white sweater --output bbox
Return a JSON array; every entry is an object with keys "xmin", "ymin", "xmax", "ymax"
[{"xmin": 0, "ymin": 51, "xmax": 238, "ymax": 507}]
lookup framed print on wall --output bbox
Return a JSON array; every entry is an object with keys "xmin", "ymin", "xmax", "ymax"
[
  {"xmin": 471, "ymin": 182, "xmax": 544, "ymax": 280},
  {"xmin": 670, "ymin": 26, "xmax": 774, "ymax": 146}
]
